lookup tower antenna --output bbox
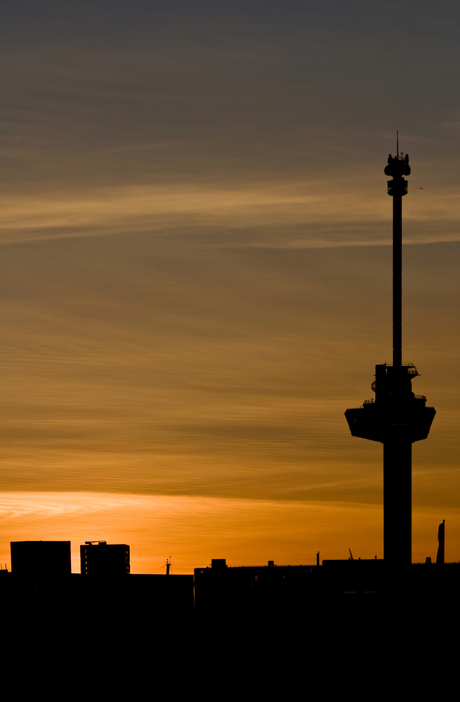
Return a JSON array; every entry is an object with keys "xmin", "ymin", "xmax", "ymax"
[{"xmin": 397, "ymin": 130, "xmax": 399, "ymax": 158}]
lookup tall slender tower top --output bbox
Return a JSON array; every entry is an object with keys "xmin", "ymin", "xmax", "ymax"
[{"xmin": 385, "ymin": 144, "xmax": 410, "ymax": 368}]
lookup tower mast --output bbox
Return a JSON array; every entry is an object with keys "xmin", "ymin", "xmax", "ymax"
[{"xmin": 345, "ymin": 146, "xmax": 435, "ymax": 569}]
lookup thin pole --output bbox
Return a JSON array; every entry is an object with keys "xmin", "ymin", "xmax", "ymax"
[{"xmin": 393, "ymin": 190, "xmax": 402, "ymax": 369}]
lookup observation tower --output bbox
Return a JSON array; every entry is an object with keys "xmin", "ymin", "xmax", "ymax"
[{"xmin": 345, "ymin": 145, "xmax": 436, "ymax": 568}]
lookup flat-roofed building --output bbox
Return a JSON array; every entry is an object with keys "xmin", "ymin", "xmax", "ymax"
[
  {"xmin": 80, "ymin": 541, "xmax": 130, "ymax": 576},
  {"xmin": 10, "ymin": 541, "xmax": 71, "ymax": 577}
]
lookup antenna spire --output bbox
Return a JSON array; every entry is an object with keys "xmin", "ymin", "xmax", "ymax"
[{"xmin": 396, "ymin": 130, "xmax": 399, "ymax": 158}]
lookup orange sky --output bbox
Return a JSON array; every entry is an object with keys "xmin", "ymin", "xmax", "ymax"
[{"xmin": 0, "ymin": 2, "xmax": 459, "ymax": 572}]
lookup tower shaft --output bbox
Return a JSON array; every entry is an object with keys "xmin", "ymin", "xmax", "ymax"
[
  {"xmin": 384, "ymin": 437, "xmax": 412, "ymax": 566},
  {"xmin": 393, "ymin": 191, "xmax": 402, "ymax": 369}
]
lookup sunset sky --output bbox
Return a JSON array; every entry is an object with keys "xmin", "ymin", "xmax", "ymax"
[{"xmin": 1, "ymin": 1, "xmax": 460, "ymax": 573}]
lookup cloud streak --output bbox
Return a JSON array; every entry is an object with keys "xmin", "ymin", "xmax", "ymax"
[{"xmin": 0, "ymin": 180, "xmax": 459, "ymax": 249}]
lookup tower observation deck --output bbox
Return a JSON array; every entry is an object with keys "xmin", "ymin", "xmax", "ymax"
[{"xmin": 345, "ymin": 147, "xmax": 436, "ymax": 569}]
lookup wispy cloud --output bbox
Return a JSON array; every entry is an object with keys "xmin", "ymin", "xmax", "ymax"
[{"xmin": 0, "ymin": 180, "xmax": 458, "ymax": 249}]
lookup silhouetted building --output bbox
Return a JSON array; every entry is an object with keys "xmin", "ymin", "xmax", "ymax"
[
  {"xmin": 80, "ymin": 541, "xmax": 130, "ymax": 576},
  {"xmin": 194, "ymin": 559, "xmax": 320, "ymax": 614},
  {"xmin": 345, "ymin": 146, "xmax": 435, "ymax": 568},
  {"xmin": 10, "ymin": 540, "xmax": 71, "ymax": 577}
]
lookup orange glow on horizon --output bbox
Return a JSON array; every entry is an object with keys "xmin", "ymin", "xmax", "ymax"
[{"xmin": 0, "ymin": 491, "xmax": 457, "ymax": 574}]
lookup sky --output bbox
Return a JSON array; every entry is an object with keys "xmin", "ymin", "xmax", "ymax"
[{"xmin": 1, "ymin": 1, "xmax": 460, "ymax": 573}]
